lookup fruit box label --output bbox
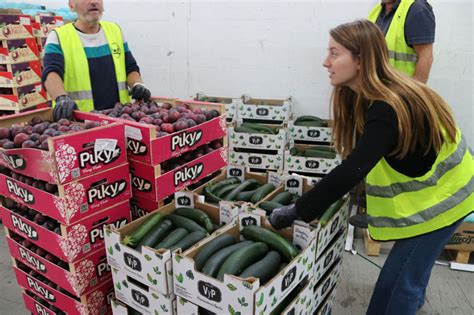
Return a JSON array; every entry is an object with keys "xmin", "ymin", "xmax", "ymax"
[
  {"xmin": 229, "ymin": 149, "xmax": 284, "ymax": 171},
  {"xmin": 172, "ymin": 217, "xmax": 316, "ymax": 314},
  {"xmin": 1, "ymin": 201, "xmax": 130, "ymax": 262},
  {"xmin": 228, "ymin": 126, "xmax": 286, "ymax": 151},
  {"xmin": 285, "ymin": 152, "xmax": 341, "ymax": 175},
  {"xmin": 288, "ymin": 121, "xmax": 332, "ymax": 143},
  {"xmin": 0, "ymin": 163, "xmax": 131, "ymax": 225},
  {"xmin": 8, "ymin": 236, "xmax": 111, "ymax": 296},
  {"xmin": 0, "ymin": 14, "xmax": 33, "ymax": 40},
  {"xmin": 0, "ymin": 38, "xmax": 39, "ymax": 64},
  {"xmin": 16, "ymin": 266, "xmax": 113, "ymax": 314},
  {"xmin": 445, "ymin": 222, "xmax": 474, "ymax": 252}
]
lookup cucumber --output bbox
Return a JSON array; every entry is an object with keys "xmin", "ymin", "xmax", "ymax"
[
  {"xmin": 271, "ymin": 192, "xmax": 294, "ymax": 205},
  {"xmin": 154, "ymin": 228, "xmax": 188, "ymax": 249},
  {"xmin": 239, "ymin": 123, "xmax": 276, "ymax": 135},
  {"xmin": 194, "ymin": 234, "xmax": 237, "ymax": 271},
  {"xmin": 319, "ymin": 199, "xmax": 344, "ymax": 226},
  {"xmin": 201, "ymin": 241, "xmax": 254, "ymax": 277},
  {"xmin": 241, "ymin": 225, "xmax": 299, "ymax": 262},
  {"xmin": 294, "ymin": 120, "xmax": 328, "ymax": 127},
  {"xmin": 168, "ymin": 214, "xmax": 207, "ymax": 233},
  {"xmin": 216, "ymin": 242, "xmax": 269, "ymax": 281},
  {"xmin": 169, "ymin": 230, "xmax": 207, "ymax": 252},
  {"xmin": 224, "ymin": 179, "xmax": 260, "ymax": 201},
  {"xmin": 234, "ymin": 125, "xmax": 259, "ymax": 134},
  {"xmin": 294, "ymin": 115, "xmax": 326, "ymax": 123},
  {"xmin": 308, "ymin": 145, "xmax": 336, "ymax": 152},
  {"xmin": 210, "ymin": 177, "xmax": 241, "ymax": 194},
  {"xmin": 250, "ymin": 183, "xmax": 275, "ymax": 203},
  {"xmin": 303, "ymin": 148, "xmax": 337, "ymax": 159},
  {"xmin": 136, "ymin": 219, "xmax": 173, "ymax": 249},
  {"xmin": 174, "ymin": 208, "xmax": 214, "ymax": 232},
  {"xmin": 259, "ymin": 201, "xmax": 283, "ymax": 214},
  {"xmin": 122, "ymin": 213, "xmax": 163, "ymax": 247},
  {"xmin": 239, "ymin": 251, "xmax": 281, "ymax": 283},
  {"xmin": 234, "ymin": 188, "xmax": 259, "ymax": 201},
  {"xmin": 214, "ymin": 183, "xmax": 240, "ymax": 197},
  {"xmin": 203, "ymin": 185, "xmax": 222, "ymax": 203}
]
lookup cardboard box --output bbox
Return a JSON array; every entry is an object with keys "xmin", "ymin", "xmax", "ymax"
[
  {"xmin": 2, "ymin": 201, "xmax": 131, "ymax": 262},
  {"xmin": 445, "ymin": 222, "xmax": 474, "ymax": 252},
  {"xmin": 111, "ymin": 298, "xmax": 129, "ymax": 315},
  {"xmin": 228, "ymin": 123, "xmax": 287, "ymax": 151},
  {"xmin": 129, "ymin": 196, "xmax": 161, "ymax": 219},
  {"xmin": 314, "ymin": 283, "xmax": 338, "ymax": 315},
  {"xmin": 33, "ymin": 15, "xmax": 63, "ymax": 37},
  {"xmin": 193, "ymin": 93, "xmax": 242, "ymax": 121},
  {"xmin": 229, "ymin": 148, "xmax": 284, "ymax": 171},
  {"xmin": 0, "ymin": 38, "xmax": 39, "ymax": 64},
  {"xmin": 0, "ymin": 108, "xmax": 127, "ymax": 184},
  {"xmin": 172, "ymin": 213, "xmax": 316, "ymax": 314},
  {"xmin": 288, "ymin": 120, "xmax": 332, "ymax": 143},
  {"xmin": 0, "ymin": 163, "xmax": 132, "ymax": 225},
  {"xmin": 285, "ymin": 144, "xmax": 341, "ymax": 175},
  {"xmin": 309, "ymin": 260, "xmax": 341, "ymax": 313},
  {"xmin": 0, "ymin": 82, "xmax": 48, "ymax": 111},
  {"xmin": 0, "ymin": 14, "xmax": 34, "ymax": 40},
  {"xmin": 238, "ymin": 96, "xmax": 292, "ymax": 122},
  {"xmin": 15, "ymin": 265, "xmax": 114, "ymax": 315},
  {"xmin": 105, "ymin": 196, "xmax": 222, "ymax": 296},
  {"xmin": 0, "ymin": 60, "xmax": 41, "ymax": 88},
  {"xmin": 22, "ymin": 292, "xmax": 57, "ymax": 315},
  {"xmin": 8, "ymin": 235, "xmax": 111, "ymax": 296},
  {"xmin": 111, "ymin": 267, "xmax": 176, "ymax": 315},
  {"xmin": 129, "ymin": 147, "xmax": 227, "ymax": 202},
  {"xmin": 313, "ymin": 230, "xmax": 345, "ymax": 283},
  {"xmin": 75, "ymin": 99, "xmax": 227, "ymax": 166}
]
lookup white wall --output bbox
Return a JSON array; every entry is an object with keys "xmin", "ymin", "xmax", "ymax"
[{"xmin": 14, "ymin": 0, "xmax": 474, "ymax": 145}]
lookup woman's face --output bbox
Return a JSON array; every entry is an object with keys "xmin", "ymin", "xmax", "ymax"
[{"xmin": 323, "ymin": 36, "xmax": 360, "ymax": 90}]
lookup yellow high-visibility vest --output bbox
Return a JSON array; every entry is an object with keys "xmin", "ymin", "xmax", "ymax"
[
  {"xmin": 54, "ymin": 21, "xmax": 130, "ymax": 111},
  {"xmin": 368, "ymin": 0, "xmax": 417, "ymax": 76},
  {"xmin": 366, "ymin": 129, "xmax": 473, "ymax": 241}
]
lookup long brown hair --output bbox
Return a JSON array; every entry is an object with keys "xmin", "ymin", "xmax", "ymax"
[{"xmin": 329, "ymin": 20, "xmax": 456, "ymax": 159}]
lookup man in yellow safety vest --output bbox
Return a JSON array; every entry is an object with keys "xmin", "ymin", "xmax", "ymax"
[{"xmin": 42, "ymin": 0, "xmax": 151, "ymax": 121}]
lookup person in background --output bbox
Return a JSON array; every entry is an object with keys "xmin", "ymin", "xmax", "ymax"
[
  {"xmin": 42, "ymin": 0, "xmax": 151, "ymax": 121},
  {"xmin": 368, "ymin": 0, "xmax": 435, "ymax": 82},
  {"xmin": 269, "ymin": 20, "xmax": 472, "ymax": 315}
]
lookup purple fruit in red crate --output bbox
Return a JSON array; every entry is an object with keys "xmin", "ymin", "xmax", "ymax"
[
  {"xmin": 30, "ymin": 116, "xmax": 43, "ymax": 126},
  {"xmin": 173, "ymin": 120, "xmax": 188, "ymax": 131},
  {"xmin": 21, "ymin": 140, "xmax": 37, "ymax": 148},
  {"xmin": 69, "ymin": 124, "xmax": 83, "ymax": 132},
  {"xmin": 203, "ymin": 146, "xmax": 213, "ymax": 154},
  {"xmin": 186, "ymin": 119, "xmax": 197, "ymax": 128},
  {"xmin": 24, "ymin": 177, "xmax": 34, "ymax": 186},
  {"xmin": 161, "ymin": 114, "xmax": 169, "ymax": 123},
  {"xmin": 29, "ymin": 270, "xmax": 39, "ymax": 277},
  {"xmin": 35, "ymin": 247, "xmax": 47, "ymax": 257},
  {"xmin": 182, "ymin": 152, "xmax": 193, "ymax": 162},
  {"xmin": 149, "ymin": 104, "xmax": 159, "ymax": 113},
  {"xmin": 168, "ymin": 110, "xmax": 180, "ymax": 123},
  {"xmin": 58, "ymin": 126, "xmax": 70, "ymax": 133},
  {"xmin": 30, "ymin": 245, "xmax": 38, "ymax": 253},
  {"xmin": 29, "ymin": 133, "xmax": 40, "ymax": 142},
  {"xmin": 42, "ymin": 128, "xmax": 56, "ymax": 136},
  {"xmin": 157, "ymin": 131, "xmax": 168, "ymax": 137},
  {"xmin": 175, "ymin": 105, "xmax": 188, "ymax": 113},
  {"xmin": 47, "ymin": 122, "xmax": 58, "ymax": 130},
  {"xmin": 121, "ymin": 105, "xmax": 132, "ymax": 114},
  {"xmin": 0, "ymin": 127, "xmax": 10, "ymax": 139},
  {"xmin": 21, "ymin": 239, "xmax": 32, "ymax": 248},
  {"xmin": 139, "ymin": 117, "xmax": 153, "ymax": 125},
  {"xmin": 32, "ymin": 122, "xmax": 47, "ymax": 135},
  {"xmin": 39, "ymin": 141, "xmax": 50, "ymax": 151},
  {"xmin": 24, "ymin": 125, "xmax": 33, "ymax": 135},
  {"xmin": 33, "ymin": 213, "xmax": 46, "ymax": 225},
  {"xmin": 131, "ymin": 111, "xmax": 146, "ymax": 121},
  {"xmin": 57, "ymin": 260, "xmax": 68, "ymax": 270},
  {"xmin": 154, "ymin": 125, "xmax": 161, "ymax": 132},
  {"xmin": 44, "ymin": 253, "xmax": 59, "ymax": 264},
  {"xmin": 195, "ymin": 114, "xmax": 206, "ymax": 124},
  {"xmin": 85, "ymin": 121, "xmax": 100, "ymax": 129},
  {"xmin": 140, "ymin": 105, "xmax": 150, "ymax": 114},
  {"xmin": 10, "ymin": 124, "xmax": 24, "ymax": 138},
  {"xmin": 161, "ymin": 123, "xmax": 174, "ymax": 134},
  {"xmin": 53, "ymin": 226, "xmax": 61, "ymax": 235},
  {"xmin": 26, "ymin": 209, "xmax": 37, "ymax": 220},
  {"xmin": 192, "ymin": 107, "xmax": 203, "ymax": 114},
  {"xmin": 3, "ymin": 197, "xmax": 15, "ymax": 208},
  {"xmin": 203, "ymin": 110, "xmax": 214, "ymax": 121},
  {"xmin": 13, "ymin": 133, "xmax": 29, "ymax": 147},
  {"xmin": 57, "ymin": 118, "xmax": 72, "ymax": 126},
  {"xmin": 161, "ymin": 103, "xmax": 172, "ymax": 110},
  {"xmin": 44, "ymin": 182, "xmax": 57, "ymax": 193},
  {"xmin": 16, "ymin": 261, "xmax": 27, "ymax": 270},
  {"xmin": 153, "ymin": 118, "xmax": 162, "ymax": 126},
  {"xmin": 2, "ymin": 140, "xmax": 15, "ymax": 149},
  {"xmin": 43, "ymin": 220, "xmax": 56, "ymax": 231},
  {"xmin": 0, "ymin": 138, "xmax": 9, "ymax": 147}
]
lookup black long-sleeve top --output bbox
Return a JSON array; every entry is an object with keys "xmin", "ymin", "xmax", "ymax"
[{"xmin": 295, "ymin": 100, "xmax": 437, "ymax": 222}]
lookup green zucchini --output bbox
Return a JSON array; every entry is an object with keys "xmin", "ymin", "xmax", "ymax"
[
  {"xmin": 203, "ymin": 184, "xmax": 222, "ymax": 203},
  {"xmin": 241, "ymin": 225, "xmax": 299, "ymax": 262},
  {"xmin": 308, "ymin": 145, "xmax": 336, "ymax": 152},
  {"xmin": 234, "ymin": 125, "xmax": 259, "ymax": 134},
  {"xmin": 214, "ymin": 183, "xmax": 240, "ymax": 197},
  {"xmin": 250, "ymin": 183, "xmax": 275, "ymax": 203},
  {"xmin": 259, "ymin": 201, "xmax": 283, "ymax": 214},
  {"xmin": 122, "ymin": 213, "xmax": 163, "ymax": 247},
  {"xmin": 294, "ymin": 115, "xmax": 326, "ymax": 123},
  {"xmin": 239, "ymin": 251, "xmax": 281, "ymax": 283},
  {"xmin": 216, "ymin": 242, "xmax": 269, "ymax": 281},
  {"xmin": 168, "ymin": 214, "xmax": 207, "ymax": 233},
  {"xmin": 239, "ymin": 123, "xmax": 276, "ymax": 135},
  {"xmin": 319, "ymin": 199, "xmax": 345, "ymax": 226},
  {"xmin": 201, "ymin": 241, "xmax": 254, "ymax": 277},
  {"xmin": 154, "ymin": 228, "xmax": 188, "ymax": 249},
  {"xmin": 224, "ymin": 179, "xmax": 260, "ymax": 201},
  {"xmin": 169, "ymin": 230, "xmax": 207, "ymax": 252},
  {"xmin": 194, "ymin": 234, "xmax": 237, "ymax": 271},
  {"xmin": 234, "ymin": 188, "xmax": 259, "ymax": 201},
  {"xmin": 210, "ymin": 177, "xmax": 241, "ymax": 194},
  {"xmin": 174, "ymin": 207, "xmax": 214, "ymax": 232},
  {"xmin": 270, "ymin": 192, "xmax": 294, "ymax": 205},
  {"xmin": 303, "ymin": 148, "xmax": 337, "ymax": 159},
  {"xmin": 294, "ymin": 120, "xmax": 328, "ymax": 127},
  {"xmin": 136, "ymin": 219, "xmax": 173, "ymax": 249}
]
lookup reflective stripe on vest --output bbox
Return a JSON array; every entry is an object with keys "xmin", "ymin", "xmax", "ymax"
[
  {"xmin": 366, "ymin": 129, "xmax": 474, "ymax": 241},
  {"xmin": 54, "ymin": 21, "xmax": 130, "ymax": 111},
  {"xmin": 368, "ymin": 0, "xmax": 417, "ymax": 76}
]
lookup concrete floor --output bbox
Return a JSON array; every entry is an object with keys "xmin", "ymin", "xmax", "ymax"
[{"xmin": 0, "ymin": 225, "xmax": 473, "ymax": 314}]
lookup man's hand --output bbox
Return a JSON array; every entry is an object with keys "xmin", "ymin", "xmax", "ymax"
[
  {"xmin": 268, "ymin": 204, "xmax": 298, "ymax": 230},
  {"xmin": 53, "ymin": 95, "xmax": 78, "ymax": 121},
  {"xmin": 130, "ymin": 83, "xmax": 151, "ymax": 101}
]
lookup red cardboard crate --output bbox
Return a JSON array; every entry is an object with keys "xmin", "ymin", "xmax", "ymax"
[
  {"xmin": 75, "ymin": 99, "xmax": 227, "ymax": 165},
  {"xmin": 0, "ymin": 163, "xmax": 131, "ymax": 225},
  {"xmin": 129, "ymin": 196, "xmax": 161, "ymax": 219},
  {"xmin": 0, "ymin": 14, "xmax": 34, "ymax": 40},
  {"xmin": 8, "ymin": 235, "xmax": 111, "ymax": 297},
  {"xmin": 33, "ymin": 15, "xmax": 64, "ymax": 38},
  {"xmin": 2, "ymin": 200, "xmax": 131, "ymax": 262},
  {"xmin": 0, "ymin": 38, "xmax": 39, "ymax": 64},
  {"xmin": 0, "ymin": 82, "xmax": 48, "ymax": 111},
  {"xmin": 16, "ymin": 266, "xmax": 113, "ymax": 315},
  {"xmin": 130, "ymin": 146, "xmax": 227, "ymax": 202},
  {"xmin": 0, "ymin": 108, "xmax": 127, "ymax": 184},
  {"xmin": 0, "ymin": 60, "xmax": 41, "ymax": 88}
]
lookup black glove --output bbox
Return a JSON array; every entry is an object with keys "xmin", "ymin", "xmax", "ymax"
[
  {"xmin": 268, "ymin": 204, "xmax": 298, "ymax": 230},
  {"xmin": 130, "ymin": 83, "xmax": 151, "ymax": 101},
  {"xmin": 53, "ymin": 95, "xmax": 78, "ymax": 121}
]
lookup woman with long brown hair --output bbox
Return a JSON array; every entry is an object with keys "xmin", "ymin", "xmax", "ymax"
[{"xmin": 269, "ymin": 20, "xmax": 473, "ymax": 314}]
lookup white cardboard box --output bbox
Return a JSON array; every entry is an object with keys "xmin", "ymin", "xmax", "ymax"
[
  {"xmin": 288, "ymin": 120, "xmax": 332, "ymax": 143},
  {"xmin": 229, "ymin": 149, "xmax": 284, "ymax": 171},
  {"xmin": 238, "ymin": 96, "xmax": 292, "ymax": 122},
  {"xmin": 228, "ymin": 124, "xmax": 287, "ymax": 151}
]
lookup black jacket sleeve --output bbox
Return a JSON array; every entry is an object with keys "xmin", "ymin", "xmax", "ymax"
[{"xmin": 295, "ymin": 101, "xmax": 399, "ymax": 222}]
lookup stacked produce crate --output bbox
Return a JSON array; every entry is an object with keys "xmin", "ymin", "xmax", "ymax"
[
  {"xmin": 31, "ymin": 14, "xmax": 63, "ymax": 63},
  {"xmin": 0, "ymin": 108, "xmax": 132, "ymax": 314},
  {"xmin": 76, "ymin": 98, "xmax": 228, "ymax": 219},
  {"xmin": 0, "ymin": 13, "xmax": 49, "ymax": 114},
  {"xmin": 193, "ymin": 92, "xmax": 243, "ymax": 123},
  {"xmin": 285, "ymin": 115, "xmax": 339, "ymax": 182},
  {"xmin": 229, "ymin": 96, "xmax": 292, "ymax": 173}
]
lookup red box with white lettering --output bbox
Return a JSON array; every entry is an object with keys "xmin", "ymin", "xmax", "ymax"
[
  {"xmin": 0, "ymin": 163, "xmax": 131, "ymax": 225},
  {"xmin": 16, "ymin": 265, "xmax": 113, "ymax": 315},
  {"xmin": 0, "ymin": 14, "xmax": 34, "ymax": 40},
  {"xmin": 1, "ymin": 200, "xmax": 131, "ymax": 262},
  {"xmin": 0, "ymin": 108, "xmax": 127, "ymax": 184},
  {"xmin": 7, "ymin": 233, "xmax": 111, "ymax": 297},
  {"xmin": 0, "ymin": 60, "xmax": 41, "ymax": 88},
  {"xmin": 75, "ymin": 99, "xmax": 227, "ymax": 165},
  {"xmin": 130, "ymin": 146, "xmax": 227, "ymax": 202},
  {"xmin": 130, "ymin": 196, "xmax": 161, "ymax": 219}
]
